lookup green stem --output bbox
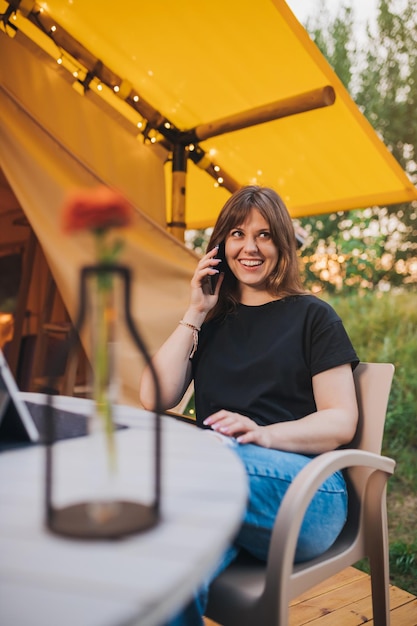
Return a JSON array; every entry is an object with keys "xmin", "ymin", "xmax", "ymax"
[{"xmin": 93, "ymin": 272, "xmax": 117, "ymax": 474}]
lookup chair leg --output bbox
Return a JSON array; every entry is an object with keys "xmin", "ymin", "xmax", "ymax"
[{"xmin": 366, "ymin": 473, "xmax": 391, "ymax": 626}]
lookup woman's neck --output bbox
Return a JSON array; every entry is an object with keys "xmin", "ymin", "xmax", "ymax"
[{"xmin": 238, "ymin": 286, "xmax": 280, "ymax": 306}]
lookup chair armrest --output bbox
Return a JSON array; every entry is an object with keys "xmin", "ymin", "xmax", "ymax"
[{"xmin": 265, "ymin": 449, "xmax": 395, "ymax": 590}]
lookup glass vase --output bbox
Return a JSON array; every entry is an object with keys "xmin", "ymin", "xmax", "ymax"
[{"xmin": 44, "ymin": 264, "xmax": 162, "ymax": 539}]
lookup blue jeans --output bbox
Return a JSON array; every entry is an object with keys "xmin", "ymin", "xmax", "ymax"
[{"xmin": 166, "ymin": 442, "xmax": 348, "ymax": 626}]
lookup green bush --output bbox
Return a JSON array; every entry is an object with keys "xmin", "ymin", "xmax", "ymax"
[{"xmin": 328, "ymin": 291, "xmax": 417, "ymax": 595}]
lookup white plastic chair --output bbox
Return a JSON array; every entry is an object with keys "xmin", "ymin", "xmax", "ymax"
[{"xmin": 206, "ymin": 362, "xmax": 396, "ymax": 626}]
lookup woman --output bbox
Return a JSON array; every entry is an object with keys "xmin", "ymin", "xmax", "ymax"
[{"xmin": 140, "ymin": 185, "xmax": 359, "ymax": 625}]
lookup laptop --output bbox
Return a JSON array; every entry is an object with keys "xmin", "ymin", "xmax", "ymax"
[{"xmin": 0, "ymin": 349, "xmax": 89, "ymax": 448}]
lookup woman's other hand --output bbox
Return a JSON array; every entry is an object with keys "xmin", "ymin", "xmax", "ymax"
[{"xmin": 203, "ymin": 410, "xmax": 272, "ymax": 448}]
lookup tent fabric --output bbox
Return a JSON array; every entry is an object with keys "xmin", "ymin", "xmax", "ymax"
[
  {"xmin": 5, "ymin": 0, "xmax": 417, "ymax": 229},
  {"xmin": 1, "ymin": 0, "xmax": 417, "ymax": 403},
  {"xmin": 0, "ymin": 31, "xmax": 198, "ymax": 406}
]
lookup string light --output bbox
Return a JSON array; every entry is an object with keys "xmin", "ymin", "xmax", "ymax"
[{"xmin": 3, "ymin": 0, "xmax": 233, "ymax": 195}]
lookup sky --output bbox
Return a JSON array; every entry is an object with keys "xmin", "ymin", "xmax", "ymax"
[{"xmin": 286, "ymin": 0, "xmax": 380, "ymax": 34}]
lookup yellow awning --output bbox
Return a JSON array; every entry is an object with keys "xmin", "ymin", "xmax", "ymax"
[{"xmin": 2, "ymin": 0, "xmax": 417, "ymax": 230}]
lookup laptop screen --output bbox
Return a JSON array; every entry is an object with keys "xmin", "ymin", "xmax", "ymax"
[{"xmin": 0, "ymin": 349, "xmax": 40, "ymax": 444}]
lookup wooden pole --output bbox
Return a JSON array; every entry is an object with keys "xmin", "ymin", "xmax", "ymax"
[
  {"xmin": 7, "ymin": 228, "xmax": 37, "ymax": 377},
  {"xmin": 169, "ymin": 144, "xmax": 187, "ymax": 242},
  {"xmin": 183, "ymin": 86, "xmax": 336, "ymax": 143}
]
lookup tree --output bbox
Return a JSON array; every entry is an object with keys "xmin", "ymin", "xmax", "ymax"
[{"xmin": 299, "ymin": 0, "xmax": 417, "ymax": 293}]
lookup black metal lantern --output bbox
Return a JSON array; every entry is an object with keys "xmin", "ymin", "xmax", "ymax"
[{"xmin": 44, "ymin": 264, "xmax": 162, "ymax": 539}]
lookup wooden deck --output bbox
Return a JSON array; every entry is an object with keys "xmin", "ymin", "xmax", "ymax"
[{"xmin": 205, "ymin": 566, "xmax": 417, "ymax": 625}]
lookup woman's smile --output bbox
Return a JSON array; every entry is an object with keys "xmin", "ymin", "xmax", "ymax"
[{"xmin": 238, "ymin": 259, "xmax": 264, "ymax": 268}]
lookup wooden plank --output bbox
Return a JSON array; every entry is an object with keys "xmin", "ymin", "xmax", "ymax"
[
  {"xmin": 204, "ymin": 567, "xmax": 417, "ymax": 626},
  {"xmin": 388, "ymin": 598, "xmax": 417, "ymax": 626},
  {"xmin": 300, "ymin": 584, "xmax": 415, "ymax": 625},
  {"xmin": 290, "ymin": 566, "xmax": 368, "ymax": 605},
  {"xmin": 290, "ymin": 577, "xmax": 372, "ymax": 624}
]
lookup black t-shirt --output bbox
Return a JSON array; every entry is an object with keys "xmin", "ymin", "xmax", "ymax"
[{"xmin": 192, "ymin": 295, "xmax": 359, "ymax": 428}]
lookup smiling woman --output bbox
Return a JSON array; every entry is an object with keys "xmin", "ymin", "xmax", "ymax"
[{"xmin": 140, "ymin": 185, "xmax": 359, "ymax": 626}]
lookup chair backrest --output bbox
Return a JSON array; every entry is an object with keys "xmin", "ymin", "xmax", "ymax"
[
  {"xmin": 350, "ymin": 362, "xmax": 395, "ymax": 455},
  {"xmin": 343, "ymin": 362, "xmax": 394, "ymax": 529}
]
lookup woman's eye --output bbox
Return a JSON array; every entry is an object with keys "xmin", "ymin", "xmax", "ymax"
[
  {"xmin": 259, "ymin": 231, "xmax": 271, "ymax": 239},
  {"xmin": 231, "ymin": 229, "xmax": 243, "ymax": 238}
]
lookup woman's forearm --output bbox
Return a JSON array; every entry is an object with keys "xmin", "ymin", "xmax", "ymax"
[
  {"xmin": 204, "ymin": 365, "xmax": 358, "ymax": 454},
  {"xmin": 139, "ymin": 310, "xmax": 206, "ymax": 410},
  {"xmin": 140, "ymin": 247, "xmax": 222, "ymax": 410},
  {"xmin": 259, "ymin": 407, "xmax": 357, "ymax": 453}
]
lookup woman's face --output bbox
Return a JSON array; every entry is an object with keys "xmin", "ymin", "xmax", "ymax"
[{"xmin": 224, "ymin": 207, "xmax": 278, "ymax": 299}]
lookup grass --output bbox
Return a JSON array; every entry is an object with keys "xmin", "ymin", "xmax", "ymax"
[{"xmin": 328, "ymin": 290, "xmax": 417, "ymax": 595}]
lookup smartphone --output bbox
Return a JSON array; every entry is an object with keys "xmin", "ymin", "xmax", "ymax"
[{"xmin": 208, "ymin": 241, "xmax": 226, "ymax": 295}]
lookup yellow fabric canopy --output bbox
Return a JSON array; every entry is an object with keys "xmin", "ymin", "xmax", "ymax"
[
  {"xmin": 3, "ymin": 0, "xmax": 416, "ymax": 230},
  {"xmin": 1, "ymin": 0, "xmax": 416, "ymax": 406}
]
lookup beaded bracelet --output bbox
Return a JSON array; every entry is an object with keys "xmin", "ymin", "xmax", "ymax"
[{"xmin": 179, "ymin": 320, "xmax": 201, "ymax": 358}]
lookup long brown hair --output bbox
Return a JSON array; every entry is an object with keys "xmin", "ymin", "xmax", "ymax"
[{"xmin": 207, "ymin": 186, "xmax": 306, "ymax": 319}]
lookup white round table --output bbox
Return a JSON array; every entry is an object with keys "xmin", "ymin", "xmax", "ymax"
[{"xmin": 0, "ymin": 394, "xmax": 247, "ymax": 626}]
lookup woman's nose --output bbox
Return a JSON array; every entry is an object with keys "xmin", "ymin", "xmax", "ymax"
[{"xmin": 243, "ymin": 236, "xmax": 258, "ymax": 253}]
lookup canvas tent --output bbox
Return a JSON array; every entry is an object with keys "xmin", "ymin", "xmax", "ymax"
[{"xmin": 0, "ymin": 0, "xmax": 416, "ymax": 405}]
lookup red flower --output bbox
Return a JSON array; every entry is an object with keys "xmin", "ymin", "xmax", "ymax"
[{"xmin": 62, "ymin": 186, "xmax": 133, "ymax": 233}]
